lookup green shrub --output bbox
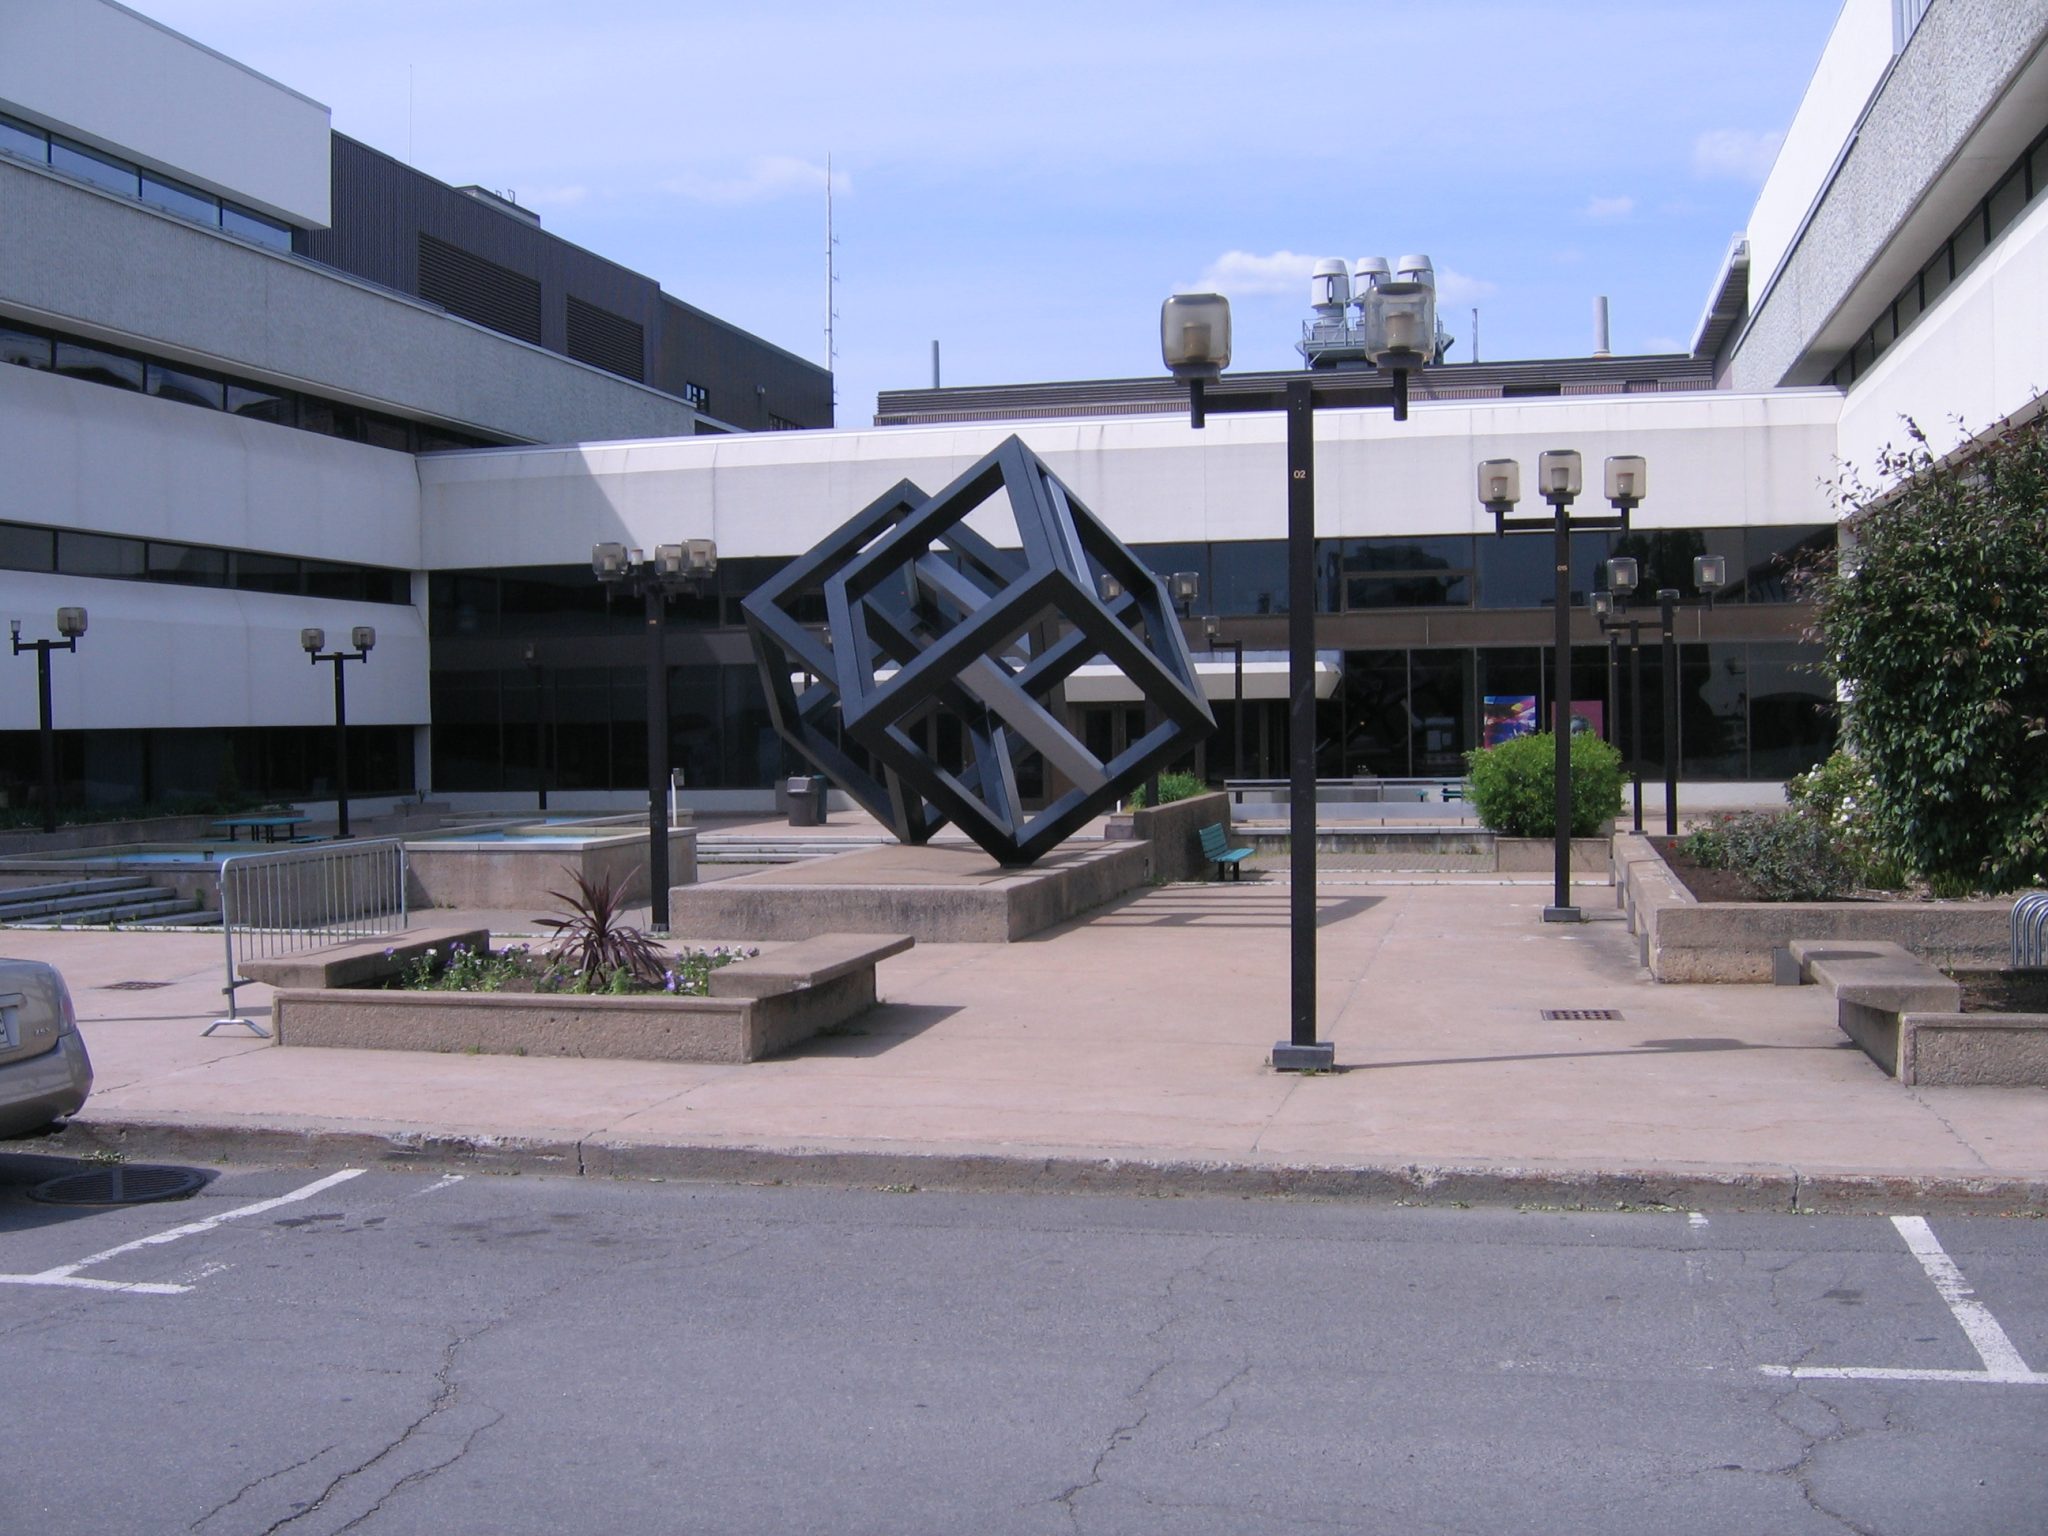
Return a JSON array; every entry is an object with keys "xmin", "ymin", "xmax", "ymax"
[
  {"xmin": 1128, "ymin": 770, "xmax": 1207, "ymax": 809},
  {"xmin": 1463, "ymin": 731, "xmax": 1624, "ymax": 837},
  {"xmin": 1808, "ymin": 408, "xmax": 2048, "ymax": 892},
  {"xmin": 1681, "ymin": 810, "xmax": 1857, "ymax": 902}
]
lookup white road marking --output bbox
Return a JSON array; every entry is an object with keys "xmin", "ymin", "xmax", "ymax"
[
  {"xmin": 0, "ymin": 1167, "xmax": 364, "ymax": 1297},
  {"xmin": 1760, "ymin": 1214, "xmax": 2048, "ymax": 1385},
  {"xmin": 412, "ymin": 1174, "xmax": 465, "ymax": 1197},
  {"xmin": 1688, "ymin": 1212, "xmax": 1710, "ymax": 1229}
]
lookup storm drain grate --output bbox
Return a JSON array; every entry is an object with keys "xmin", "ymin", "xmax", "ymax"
[
  {"xmin": 101, "ymin": 980, "xmax": 173, "ymax": 991},
  {"xmin": 1541, "ymin": 1008, "xmax": 1624, "ymax": 1021},
  {"xmin": 27, "ymin": 1166, "xmax": 207, "ymax": 1205}
]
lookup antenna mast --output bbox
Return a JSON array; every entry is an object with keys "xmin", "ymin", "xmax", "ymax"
[{"xmin": 824, "ymin": 154, "xmax": 839, "ymax": 406}]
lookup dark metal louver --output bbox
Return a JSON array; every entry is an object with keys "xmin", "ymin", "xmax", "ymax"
[
  {"xmin": 417, "ymin": 233, "xmax": 541, "ymax": 344},
  {"xmin": 566, "ymin": 296, "xmax": 645, "ymax": 382}
]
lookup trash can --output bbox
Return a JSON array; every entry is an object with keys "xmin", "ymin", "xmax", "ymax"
[{"xmin": 786, "ymin": 775, "xmax": 824, "ymax": 828}]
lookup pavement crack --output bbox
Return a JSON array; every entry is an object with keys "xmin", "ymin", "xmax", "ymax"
[
  {"xmin": 329, "ymin": 1408, "xmax": 506, "ymax": 1535},
  {"xmin": 1901, "ymin": 1088, "xmax": 1992, "ymax": 1170},
  {"xmin": 190, "ymin": 1445, "xmax": 339, "ymax": 1532},
  {"xmin": 1052, "ymin": 1405, "xmax": 1151, "ymax": 1533},
  {"xmin": 1188, "ymin": 1363, "xmax": 1252, "ymax": 1452}
]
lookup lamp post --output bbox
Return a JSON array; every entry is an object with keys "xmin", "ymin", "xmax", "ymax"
[
  {"xmin": 301, "ymin": 624, "xmax": 375, "ymax": 839},
  {"xmin": 593, "ymin": 538, "xmax": 717, "ymax": 933},
  {"xmin": 10, "ymin": 608, "xmax": 86, "ymax": 835},
  {"xmin": 1593, "ymin": 569, "xmax": 1646, "ymax": 834},
  {"xmin": 1606, "ymin": 553, "xmax": 1722, "ymax": 833},
  {"xmin": 1203, "ymin": 615, "xmax": 1244, "ymax": 781},
  {"xmin": 1163, "ymin": 258, "xmax": 1433, "ymax": 1071},
  {"xmin": 524, "ymin": 641, "xmax": 550, "ymax": 812},
  {"xmin": 1478, "ymin": 452, "xmax": 1641, "ymax": 921}
]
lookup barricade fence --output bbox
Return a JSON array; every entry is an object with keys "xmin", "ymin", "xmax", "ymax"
[
  {"xmin": 207, "ymin": 838, "xmax": 409, "ymax": 1036},
  {"xmin": 2014, "ymin": 891, "xmax": 2048, "ymax": 969}
]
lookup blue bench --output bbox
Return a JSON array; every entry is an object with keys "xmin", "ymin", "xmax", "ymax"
[{"xmin": 1198, "ymin": 823, "xmax": 1252, "ymax": 881}]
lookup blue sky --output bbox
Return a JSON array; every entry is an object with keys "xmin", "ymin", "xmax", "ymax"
[{"xmin": 139, "ymin": 1, "xmax": 1845, "ymax": 424}]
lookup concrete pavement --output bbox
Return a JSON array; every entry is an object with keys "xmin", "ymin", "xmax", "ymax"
[{"xmin": 7, "ymin": 856, "xmax": 2044, "ymax": 1213}]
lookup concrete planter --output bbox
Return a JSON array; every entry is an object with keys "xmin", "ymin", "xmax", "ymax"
[
  {"xmin": 404, "ymin": 825, "xmax": 697, "ymax": 910},
  {"xmin": 1103, "ymin": 791, "xmax": 1232, "ymax": 884},
  {"xmin": 1495, "ymin": 836, "xmax": 1612, "ymax": 874},
  {"xmin": 1615, "ymin": 833, "xmax": 2016, "ymax": 982}
]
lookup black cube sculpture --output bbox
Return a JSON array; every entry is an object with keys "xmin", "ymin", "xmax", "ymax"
[{"xmin": 743, "ymin": 436, "xmax": 1212, "ymax": 865}]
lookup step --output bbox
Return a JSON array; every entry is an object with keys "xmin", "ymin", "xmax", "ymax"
[
  {"xmin": 0, "ymin": 876, "xmax": 158, "ymax": 904},
  {"xmin": 13, "ymin": 896, "xmax": 199, "ymax": 927},
  {"xmin": 122, "ymin": 906, "xmax": 221, "ymax": 928},
  {"xmin": 0, "ymin": 881, "xmax": 169, "ymax": 921}
]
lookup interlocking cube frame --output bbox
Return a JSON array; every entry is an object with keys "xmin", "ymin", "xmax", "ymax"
[{"xmin": 742, "ymin": 436, "xmax": 1213, "ymax": 865}]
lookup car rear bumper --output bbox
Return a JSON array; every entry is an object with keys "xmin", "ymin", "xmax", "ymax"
[{"xmin": 0, "ymin": 1031, "xmax": 93, "ymax": 1137}]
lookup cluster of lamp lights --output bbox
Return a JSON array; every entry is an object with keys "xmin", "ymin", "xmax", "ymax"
[
  {"xmin": 1160, "ymin": 263, "xmax": 1436, "ymax": 1071},
  {"xmin": 301, "ymin": 623, "xmax": 376, "ymax": 839},
  {"xmin": 10, "ymin": 608, "xmax": 87, "ymax": 835},
  {"xmin": 591, "ymin": 537, "xmax": 719, "ymax": 933}
]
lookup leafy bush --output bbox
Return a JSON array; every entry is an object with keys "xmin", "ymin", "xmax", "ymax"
[
  {"xmin": 1806, "ymin": 409, "xmax": 2048, "ymax": 892},
  {"xmin": 1678, "ymin": 810, "xmax": 1856, "ymax": 902},
  {"xmin": 393, "ymin": 935, "xmax": 756, "ymax": 996},
  {"xmin": 539, "ymin": 870, "xmax": 670, "ymax": 988},
  {"xmin": 1785, "ymin": 751, "xmax": 1908, "ymax": 889},
  {"xmin": 1127, "ymin": 770, "xmax": 1207, "ymax": 809},
  {"xmin": 1463, "ymin": 731, "xmax": 1624, "ymax": 837}
]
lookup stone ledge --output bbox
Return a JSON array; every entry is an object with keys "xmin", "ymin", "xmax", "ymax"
[{"xmin": 239, "ymin": 927, "xmax": 491, "ymax": 990}]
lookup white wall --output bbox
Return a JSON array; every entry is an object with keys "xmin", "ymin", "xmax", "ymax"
[
  {"xmin": 1836, "ymin": 191, "xmax": 2048, "ymax": 475},
  {"xmin": 1744, "ymin": 0, "xmax": 1895, "ymax": 303},
  {"xmin": 0, "ymin": 0, "xmax": 331, "ymax": 227},
  {"xmin": 417, "ymin": 390, "xmax": 1845, "ymax": 570}
]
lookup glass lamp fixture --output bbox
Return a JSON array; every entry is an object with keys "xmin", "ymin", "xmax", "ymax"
[
  {"xmin": 1476, "ymin": 458, "xmax": 1521, "ymax": 513},
  {"xmin": 1160, "ymin": 293, "xmax": 1231, "ymax": 381},
  {"xmin": 300, "ymin": 627, "xmax": 325, "ymax": 653},
  {"xmin": 1607, "ymin": 556, "xmax": 1640, "ymax": 597},
  {"xmin": 1604, "ymin": 455, "xmax": 1647, "ymax": 509},
  {"xmin": 1694, "ymin": 554, "xmax": 1728, "ymax": 590},
  {"xmin": 1537, "ymin": 449, "xmax": 1584, "ymax": 503},
  {"xmin": 350, "ymin": 625, "xmax": 376, "ymax": 653},
  {"xmin": 55, "ymin": 607, "xmax": 86, "ymax": 638},
  {"xmin": 1170, "ymin": 570, "xmax": 1201, "ymax": 609},
  {"xmin": 592, "ymin": 542, "xmax": 630, "ymax": 581}
]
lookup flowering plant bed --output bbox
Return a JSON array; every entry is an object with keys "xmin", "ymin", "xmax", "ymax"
[{"xmin": 386, "ymin": 938, "xmax": 757, "ymax": 997}]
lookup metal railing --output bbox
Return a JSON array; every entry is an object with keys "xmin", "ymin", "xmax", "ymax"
[
  {"xmin": 2015, "ymin": 892, "xmax": 2048, "ymax": 969},
  {"xmin": 207, "ymin": 839, "xmax": 409, "ymax": 1036}
]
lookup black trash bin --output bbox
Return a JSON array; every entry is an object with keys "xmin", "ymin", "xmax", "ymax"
[{"xmin": 786, "ymin": 775, "xmax": 825, "ymax": 828}]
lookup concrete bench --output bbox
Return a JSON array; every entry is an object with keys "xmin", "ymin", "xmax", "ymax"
[
  {"xmin": 707, "ymin": 932, "xmax": 914, "ymax": 999},
  {"xmin": 237, "ymin": 926, "xmax": 492, "ymax": 991}
]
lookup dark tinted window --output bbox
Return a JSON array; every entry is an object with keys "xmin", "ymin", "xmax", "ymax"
[
  {"xmin": 147, "ymin": 542, "xmax": 228, "ymax": 586},
  {"xmin": 1987, "ymin": 165, "xmax": 2028, "ymax": 239},
  {"xmin": 302, "ymin": 560, "xmax": 368, "ymax": 601},
  {"xmin": 0, "ymin": 114, "xmax": 47, "ymax": 164},
  {"xmin": 0, "ymin": 324, "xmax": 52, "ymax": 370},
  {"xmin": 53, "ymin": 340, "xmax": 142, "ymax": 390},
  {"xmin": 1210, "ymin": 540, "xmax": 1289, "ymax": 616},
  {"xmin": 226, "ymin": 382, "xmax": 294, "ymax": 424},
  {"xmin": 140, "ymin": 174, "xmax": 218, "ymax": 226},
  {"xmin": 58, "ymin": 531, "xmax": 145, "ymax": 579},
  {"xmin": 0, "ymin": 525, "xmax": 56, "ymax": 572},
  {"xmin": 146, "ymin": 363, "xmax": 225, "ymax": 409},
  {"xmin": 233, "ymin": 552, "xmax": 301, "ymax": 594},
  {"xmin": 222, "ymin": 203, "xmax": 293, "ymax": 251},
  {"xmin": 50, "ymin": 137, "xmax": 138, "ymax": 197},
  {"xmin": 1477, "ymin": 529, "xmax": 1615, "ymax": 608}
]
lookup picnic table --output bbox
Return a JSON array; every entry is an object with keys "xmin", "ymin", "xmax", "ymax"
[{"xmin": 209, "ymin": 813, "xmax": 311, "ymax": 843}]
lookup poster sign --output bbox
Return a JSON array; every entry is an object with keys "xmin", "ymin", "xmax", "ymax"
[{"xmin": 1483, "ymin": 695, "xmax": 1537, "ymax": 746}]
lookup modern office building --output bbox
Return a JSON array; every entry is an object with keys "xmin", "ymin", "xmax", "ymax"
[{"xmin": 3, "ymin": 0, "xmax": 2043, "ymax": 815}]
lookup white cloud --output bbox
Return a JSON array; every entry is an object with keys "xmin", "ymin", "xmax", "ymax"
[
  {"xmin": 1194, "ymin": 249, "xmax": 1319, "ymax": 296},
  {"xmin": 660, "ymin": 156, "xmax": 850, "ymax": 204},
  {"xmin": 1692, "ymin": 128, "xmax": 1784, "ymax": 182},
  {"xmin": 1434, "ymin": 268, "xmax": 1498, "ymax": 306},
  {"xmin": 1582, "ymin": 194, "xmax": 1634, "ymax": 222}
]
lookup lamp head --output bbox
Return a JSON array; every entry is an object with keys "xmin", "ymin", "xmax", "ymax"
[
  {"xmin": 350, "ymin": 625, "xmax": 376, "ymax": 654},
  {"xmin": 1099, "ymin": 575, "xmax": 1125, "ymax": 603},
  {"xmin": 1604, "ymin": 455, "xmax": 1646, "ymax": 510},
  {"xmin": 1361, "ymin": 255, "xmax": 1436, "ymax": 370},
  {"xmin": 591, "ymin": 542, "xmax": 630, "ymax": 582},
  {"xmin": 1592, "ymin": 590, "xmax": 1614, "ymax": 619},
  {"xmin": 1169, "ymin": 570, "xmax": 1200, "ymax": 608},
  {"xmin": 1606, "ymin": 556, "xmax": 1639, "ymax": 597},
  {"xmin": 300, "ymin": 627, "xmax": 326, "ymax": 654},
  {"xmin": 1476, "ymin": 458, "xmax": 1521, "ymax": 514},
  {"xmin": 684, "ymin": 537, "xmax": 717, "ymax": 575},
  {"xmin": 56, "ymin": 607, "xmax": 86, "ymax": 639},
  {"xmin": 1693, "ymin": 554, "xmax": 1727, "ymax": 591},
  {"xmin": 1161, "ymin": 293, "xmax": 1231, "ymax": 381},
  {"xmin": 1536, "ymin": 449, "xmax": 1583, "ymax": 504}
]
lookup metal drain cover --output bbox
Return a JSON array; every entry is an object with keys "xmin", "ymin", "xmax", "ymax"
[
  {"xmin": 1542, "ymin": 1008, "xmax": 1624, "ymax": 1021},
  {"xmin": 27, "ymin": 1166, "xmax": 206, "ymax": 1205},
  {"xmin": 101, "ymin": 980, "xmax": 172, "ymax": 991}
]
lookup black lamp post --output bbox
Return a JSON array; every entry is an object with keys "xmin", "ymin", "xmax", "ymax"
[
  {"xmin": 593, "ymin": 538, "xmax": 717, "ymax": 933},
  {"xmin": 1163, "ymin": 258, "xmax": 1434, "ymax": 1071},
  {"xmin": 301, "ymin": 624, "xmax": 375, "ymax": 839},
  {"xmin": 1478, "ymin": 452, "xmax": 1642, "ymax": 921},
  {"xmin": 1203, "ymin": 616, "xmax": 1244, "ymax": 781},
  {"xmin": 1606, "ymin": 553, "xmax": 1722, "ymax": 833},
  {"xmin": 11, "ymin": 607, "xmax": 86, "ymax": 835},
  {"xmin": 1593, "ymin": 570, "xmax": 1646, "ymax": 834},
  {"xmin": 524, "ymin": 642, "xmax": 551, "ymax": 812}
]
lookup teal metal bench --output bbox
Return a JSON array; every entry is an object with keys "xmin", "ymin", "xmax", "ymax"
[{"xmin": 1198, "ymin": 823, "xmax": 1252, "ymax": 880}]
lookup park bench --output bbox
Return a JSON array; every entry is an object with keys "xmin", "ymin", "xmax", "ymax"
[{"xmin": 1198, "ymin": 823, "xmax": 1252, "ymax": 881}]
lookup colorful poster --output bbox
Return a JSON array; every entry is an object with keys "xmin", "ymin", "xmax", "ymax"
[
  {"xmin": 1482, "ymin": 695, "xmax": 1537, "ymax": 747},
  {"xmin": 1569, "ymin": 700, "xmax": 1604, "ymax": 739}
]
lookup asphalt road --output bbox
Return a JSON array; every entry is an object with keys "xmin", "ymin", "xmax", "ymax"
[{"xmin": 2, "ymin": 1153, "xmax": 2044, "ymax": 1536}]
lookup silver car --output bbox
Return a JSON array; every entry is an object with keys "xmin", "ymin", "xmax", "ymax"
[{"xmin": 0, "ymin": 958, "xmax": 92, "ymax": 1136}]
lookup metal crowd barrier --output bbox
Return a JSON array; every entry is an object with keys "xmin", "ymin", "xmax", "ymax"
[
  {"xmin": 207, "ymin": 838, "xmax": 410, "ymax": 1036},
  {"xmin": 2015, "ymin": 891, "xmax": 2048, "ymax": 969}
]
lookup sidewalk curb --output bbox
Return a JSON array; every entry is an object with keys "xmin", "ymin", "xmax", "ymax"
[{"xmin": 45, "ymin": 1118, "xmax": 2048, "ymax": 1216}]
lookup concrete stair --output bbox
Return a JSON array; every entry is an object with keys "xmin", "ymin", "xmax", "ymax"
[
  {"xmin": 697, "ymin": 836, "xmax": 889, "ymax": 866},
  {"xmin": 0, "ymin": 876, "xmax": 217, "ymax": 928}
]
